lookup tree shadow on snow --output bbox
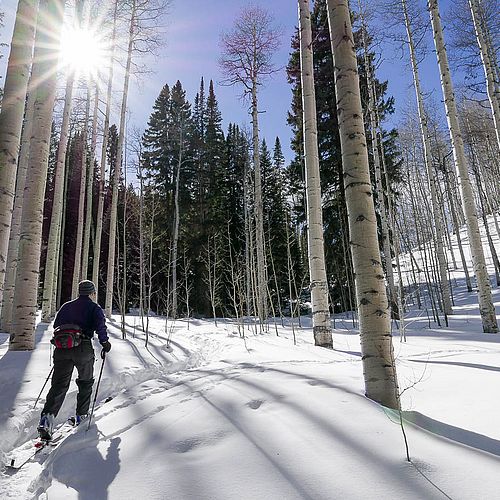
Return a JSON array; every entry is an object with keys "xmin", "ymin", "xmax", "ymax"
[
  {"xmin": 185, "ymin": 365, "xmax": 436, "ymax": 499},
  {"xmin": 0, "ymin": 322, "xmax": 48, "ymax": 428},
  {"xmin": 409, "ymin": 358, "xmax": 500, "ymax": 373},
  {"xmin": 402, "ymin": 411, "xmax": 500, "ymax": 458}
]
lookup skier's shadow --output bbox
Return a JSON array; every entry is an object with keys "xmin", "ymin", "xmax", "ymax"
[{"xmin": 50, "ymin": 426, "xmax": 121, "ymax": 499}]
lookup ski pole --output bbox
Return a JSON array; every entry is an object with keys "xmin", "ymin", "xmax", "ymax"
[
  {"xmin": 87, "ymin": 350, "xmax": 106, "ymax": 431},
  {"xmin": 33, "ymin": 366, "xmax": 54, "ymax": 409}
]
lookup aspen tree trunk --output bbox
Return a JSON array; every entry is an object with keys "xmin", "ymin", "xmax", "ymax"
[
  {"xmin": 298, "ymin": 0, "xmax": 332, "ymax": 348},
  {"xmin": 41, "ymin": 70, "xmax": 75, "ymax": 320},
  {"xmin": 443, "ymin": 161, "xmax": 472, "ymax": 291},
  {"xmin": 93, "ymin": 0, "xmax": 118, "ymax": 295},
  {"xmin": 81, "ymin": 83, "xmax": 99, "ymax": 280},
  {"xmin": 105, "ymin": 2, "xmax": 134, "ymax": 317},
  {"xmin": 72, "ymin": 86, "xmax": 91, "ymax": 297},
  {"xmin": 401, "ymin": 0, "xmax": 452, "ymax": 316},
  {"xmin": 120, "ymin": 158, "xmax": 127, "ymax": 335},
  {"xmin": 468, "ymin": 0, "xmax": 500, "ymax": 151},
  {"xmin": 0, "ymin": 0, "xmax": 38, "ymax": 312},
  {"xmin": 359, "ymin": 18, "xmax": 398, "ymax": 317},
  {"xmin": 1, "ymin": 90, "xmax": 36, "ymax": 332},
  {"xmin": 10, "ymin": 0, "xmax": 66, "ymax": 351},
  {"xmin": 429, "ymin": 0, "xmax": 498, "ymax": 333},
  {"xmin": 138, "ymin": 157, "xmax": 145, "ymax": 330},
  {"xmin": 244, "ymin": 156, "xmax": 252, "ymax": 317},
  {"xmin": 171, "ymin": 125, "xmax": 183, "ymax": 319},
  {"xmin": 326, "ymin": 0, "xmax": 399, "ymax": 408},
  {"xmin": 252, "ymin": 83, "xmax": 267, "ymax": 323},
  {"xmin": 56, "ymin": 156, "xmax": 70, "ymax": 309},
  {"xmin": 378, "ymin": 110, "xmax": 406, "ymax": 334}
]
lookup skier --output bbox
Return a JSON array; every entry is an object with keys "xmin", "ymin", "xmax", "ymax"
[{"xmin": 37, "ymin": 280, "xmax": 111, "ymax": 440}]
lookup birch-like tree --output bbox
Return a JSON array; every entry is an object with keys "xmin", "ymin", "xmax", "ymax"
[
  {"xmin": 10, "ymin": 0, "xmax": 66, "ymax": 351},
  {"xmin": 105, "ymin": 0, "xmax": 167, "ymax": 317},
  {"xmin": 0, "ymin": 0, "xmax": 38, "ymax": 314},
  {"xmin": 428, "ymin": 0, "xmax": 498, "ymax": 333},
  {"xmin": 357, "ymin": 6, "xmax": 400, "ymax": 317},
  {"xmin": 72, "ymin": 83, "xmax": 91, "ymax": 297},
  {"xmin": 468, "ymin": 0, "xmax": 500, "ymax": 151},
  {"xmin": 93, "ymin": 0, "xmax": 118, "ymax": 294},
  {"xmin": 398, "ymin": 0, "xmax": 453, "ymax": 316},
  {"xmin": 41, "ymin": 67, "xmax": 76, "ymax": 320},
  {"xmin": 326, "ymin": 0, "xmax": 400, "ymax": 408},
  {"xmin": 81, "ymin": 82, "xmax": 99, "ymax": 280},
  {"xmin": 219, "ymin": 6, "xmax": 281, "ymax": 324},
  {"xmin": 1, "ymin": 90, "xmax": 36, "ymax": 331},
  {"xmin": 298, "ymin": 0, "xmax": 332, "ymax": 348}
]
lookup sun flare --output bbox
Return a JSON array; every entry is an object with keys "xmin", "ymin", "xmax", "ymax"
[{"xmin": 60, "ymin": 26, "xmax": 108, "ymax": 79}]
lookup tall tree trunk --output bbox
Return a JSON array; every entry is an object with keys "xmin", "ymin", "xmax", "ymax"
[
  {"xmin": 0, "ymin": 0, "xmax": 38, "ymax": 313},
  {"xmin": 443, "ymin": 158, "xmax": 472, "ymax": 291},
  {"xmin": 72, "ymin": 85, "xmax": 91, "ymax": 297},
  {"xmin": 1, "ymin": 89, "xmax": 36, "ymax": 332},
  {"xmin": 401, "ymin": 0, "xmax": 452, "ymax": 316},
  {"xmin": 57, "ymin": 153, "xmax": 71, "ymax": 309},
  {"xmin": 298, "ymin": 0, "xmax": 332, "ymax": 348},
  {"xmin": 121, "ymin": 156, "xmax": 128, "ymax": 334},
  {"xmin": 468, "ymin": 0, "xmax": 500, "ymax": 151},
  {"xmin": 359, "ymin": 16, "xmax": 399, "ymax": 318},
  {"xmin": 41, "ymin": 70, "xmax": 75, "ymax": 320},
  {"xmin": 252, "ymin": 82, "xmax": 267, "ymax": 324},
  {"xmin": 326, "ymin": 0, "xmax": 400, "ymax": 408},
  {"xmin": 171, "ymin": 124, "xmax": 183, "ymax": 319},
  {"xmin": 428, "ymin": 0, "xmax": 497, "ymax": 333},
  {"xmin": 244, "ymin": 156, "xmax": 252, "ymax": 317},
  {"xmin": 105, "ymin": 2, "xmax": 135, "ymax": 317},
  {"xmin": 138, "ymin": 158, "xmax": 145, "ymax": 331},
  {"xmin": 82, "ymin": 83, "xmax": 99, "ymax": 280},
  {"xmin": 93, "ymin": 0, "xmax": 118, "ymax": 296},
  {"xmin": 10, "ymin": 0, "xmax": 66, "ymax": 351}
]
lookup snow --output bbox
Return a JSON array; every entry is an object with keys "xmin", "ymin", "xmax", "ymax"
[{"xmin": 1, "ymin": 218, "xmax": 499, "ymax": 499}]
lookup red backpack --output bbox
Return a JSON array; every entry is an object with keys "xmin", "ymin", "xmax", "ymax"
[{"xmin": 51, "ymin": 324, "xmax": 84, "ymax": 349}]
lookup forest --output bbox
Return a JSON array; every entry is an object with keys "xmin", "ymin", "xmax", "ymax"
[{"xmin": 0, "ymin": 0, "xmax": 499, "ymax": 498}]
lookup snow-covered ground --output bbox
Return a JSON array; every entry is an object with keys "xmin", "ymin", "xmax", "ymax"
[
  {"xmin": 0, "ymin": 216, "xmax": 499, "ymax": 499},
  {"xmin": 1, "ymin": 289, "xmax": 499, "ymax": 500}
]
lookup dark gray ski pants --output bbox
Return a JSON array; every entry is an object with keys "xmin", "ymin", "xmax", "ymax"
[{"xmin": 42, "ymin": 341, "xmax": 95, "ymax": 417}]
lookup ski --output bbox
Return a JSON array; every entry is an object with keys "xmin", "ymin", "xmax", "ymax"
[{"xmin": 4, "ymin": 396, "xmax": 113, "ymax": 472}]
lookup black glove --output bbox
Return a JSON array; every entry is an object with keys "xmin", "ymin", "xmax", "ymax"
[{"xmin": 100, "ymin": 340, "xmax": 111, "ymax": 358}]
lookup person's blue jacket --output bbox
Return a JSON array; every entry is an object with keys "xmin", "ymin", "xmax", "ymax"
[{"xmin": 53, "ymin": 295, "xmax": 109, "ymax": 344}]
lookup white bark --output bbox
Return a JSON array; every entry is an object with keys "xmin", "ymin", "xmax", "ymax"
[
  {"xmin": 252, "ymin": 83, "xmax": 267, "ymax": 324},
  {"xmin": 468, "ymin": 0, "xmax": 500, "ymax": 151},
  {"xmin": 298, "ymin": 0, "xmax": 332, "ymax": 348},
  {"xmin": 358, "ymin": 17, "xmax": 399, "ymax": 317},
  {"xmin": 10, "ymin": 0, "xmax": 66, "ymax": 351},
  {"xmin": 41, "ymin": 70, "xmax": 75, "ymax": 320},
  {"xmin": 0, "ymin": 0, "xmax": 38, "ymax": 313},
  {"xmin": 93, "ymin": 0, "xmax": 118, "ymax": 295},
  {"xmin": 105, "ymin": 2, "xmax": 135, "ymax": 317},
  {"xmin": 81, "ymin": 83, "xmax": 99, "ymax": 281},
  {"xmin": 1, "ymin": 90, "xmax": 36, "ymax": 332},
  {"xmin": 171, "ymin": 124, "xmax": 183, "ymax": 319},
  {"xmin": 72, "ymin": 85, "xmax": 91, "ymax": 297},
  {"xmin": 429, "ymin": 0, "xmax": 497, "ymax": 333},
  {"xmin": 326, "ymin": 0, "xmax": 400, "ymax": 408},
  {"xmin": 401, "ymin": 0, "xmax": 452, "ymax": 316}
]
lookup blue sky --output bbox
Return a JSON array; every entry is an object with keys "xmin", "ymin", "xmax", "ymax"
[{"xmin": 1, "ymin": 0, "xmax": 458, "ymax": 163}]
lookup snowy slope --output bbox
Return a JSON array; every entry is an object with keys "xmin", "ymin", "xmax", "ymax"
[
  {"xmin": 0, "ymin": 216, "xmax": 499, "ymax": 500},
  {"xmin": 1, "ymin": 299, "xmax": 500, "ymax": 500}
]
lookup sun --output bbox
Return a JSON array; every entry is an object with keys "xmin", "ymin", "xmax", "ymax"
[{"xmin": 59, "ymin": 26, "xmax": 108, "ymax": 80}]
